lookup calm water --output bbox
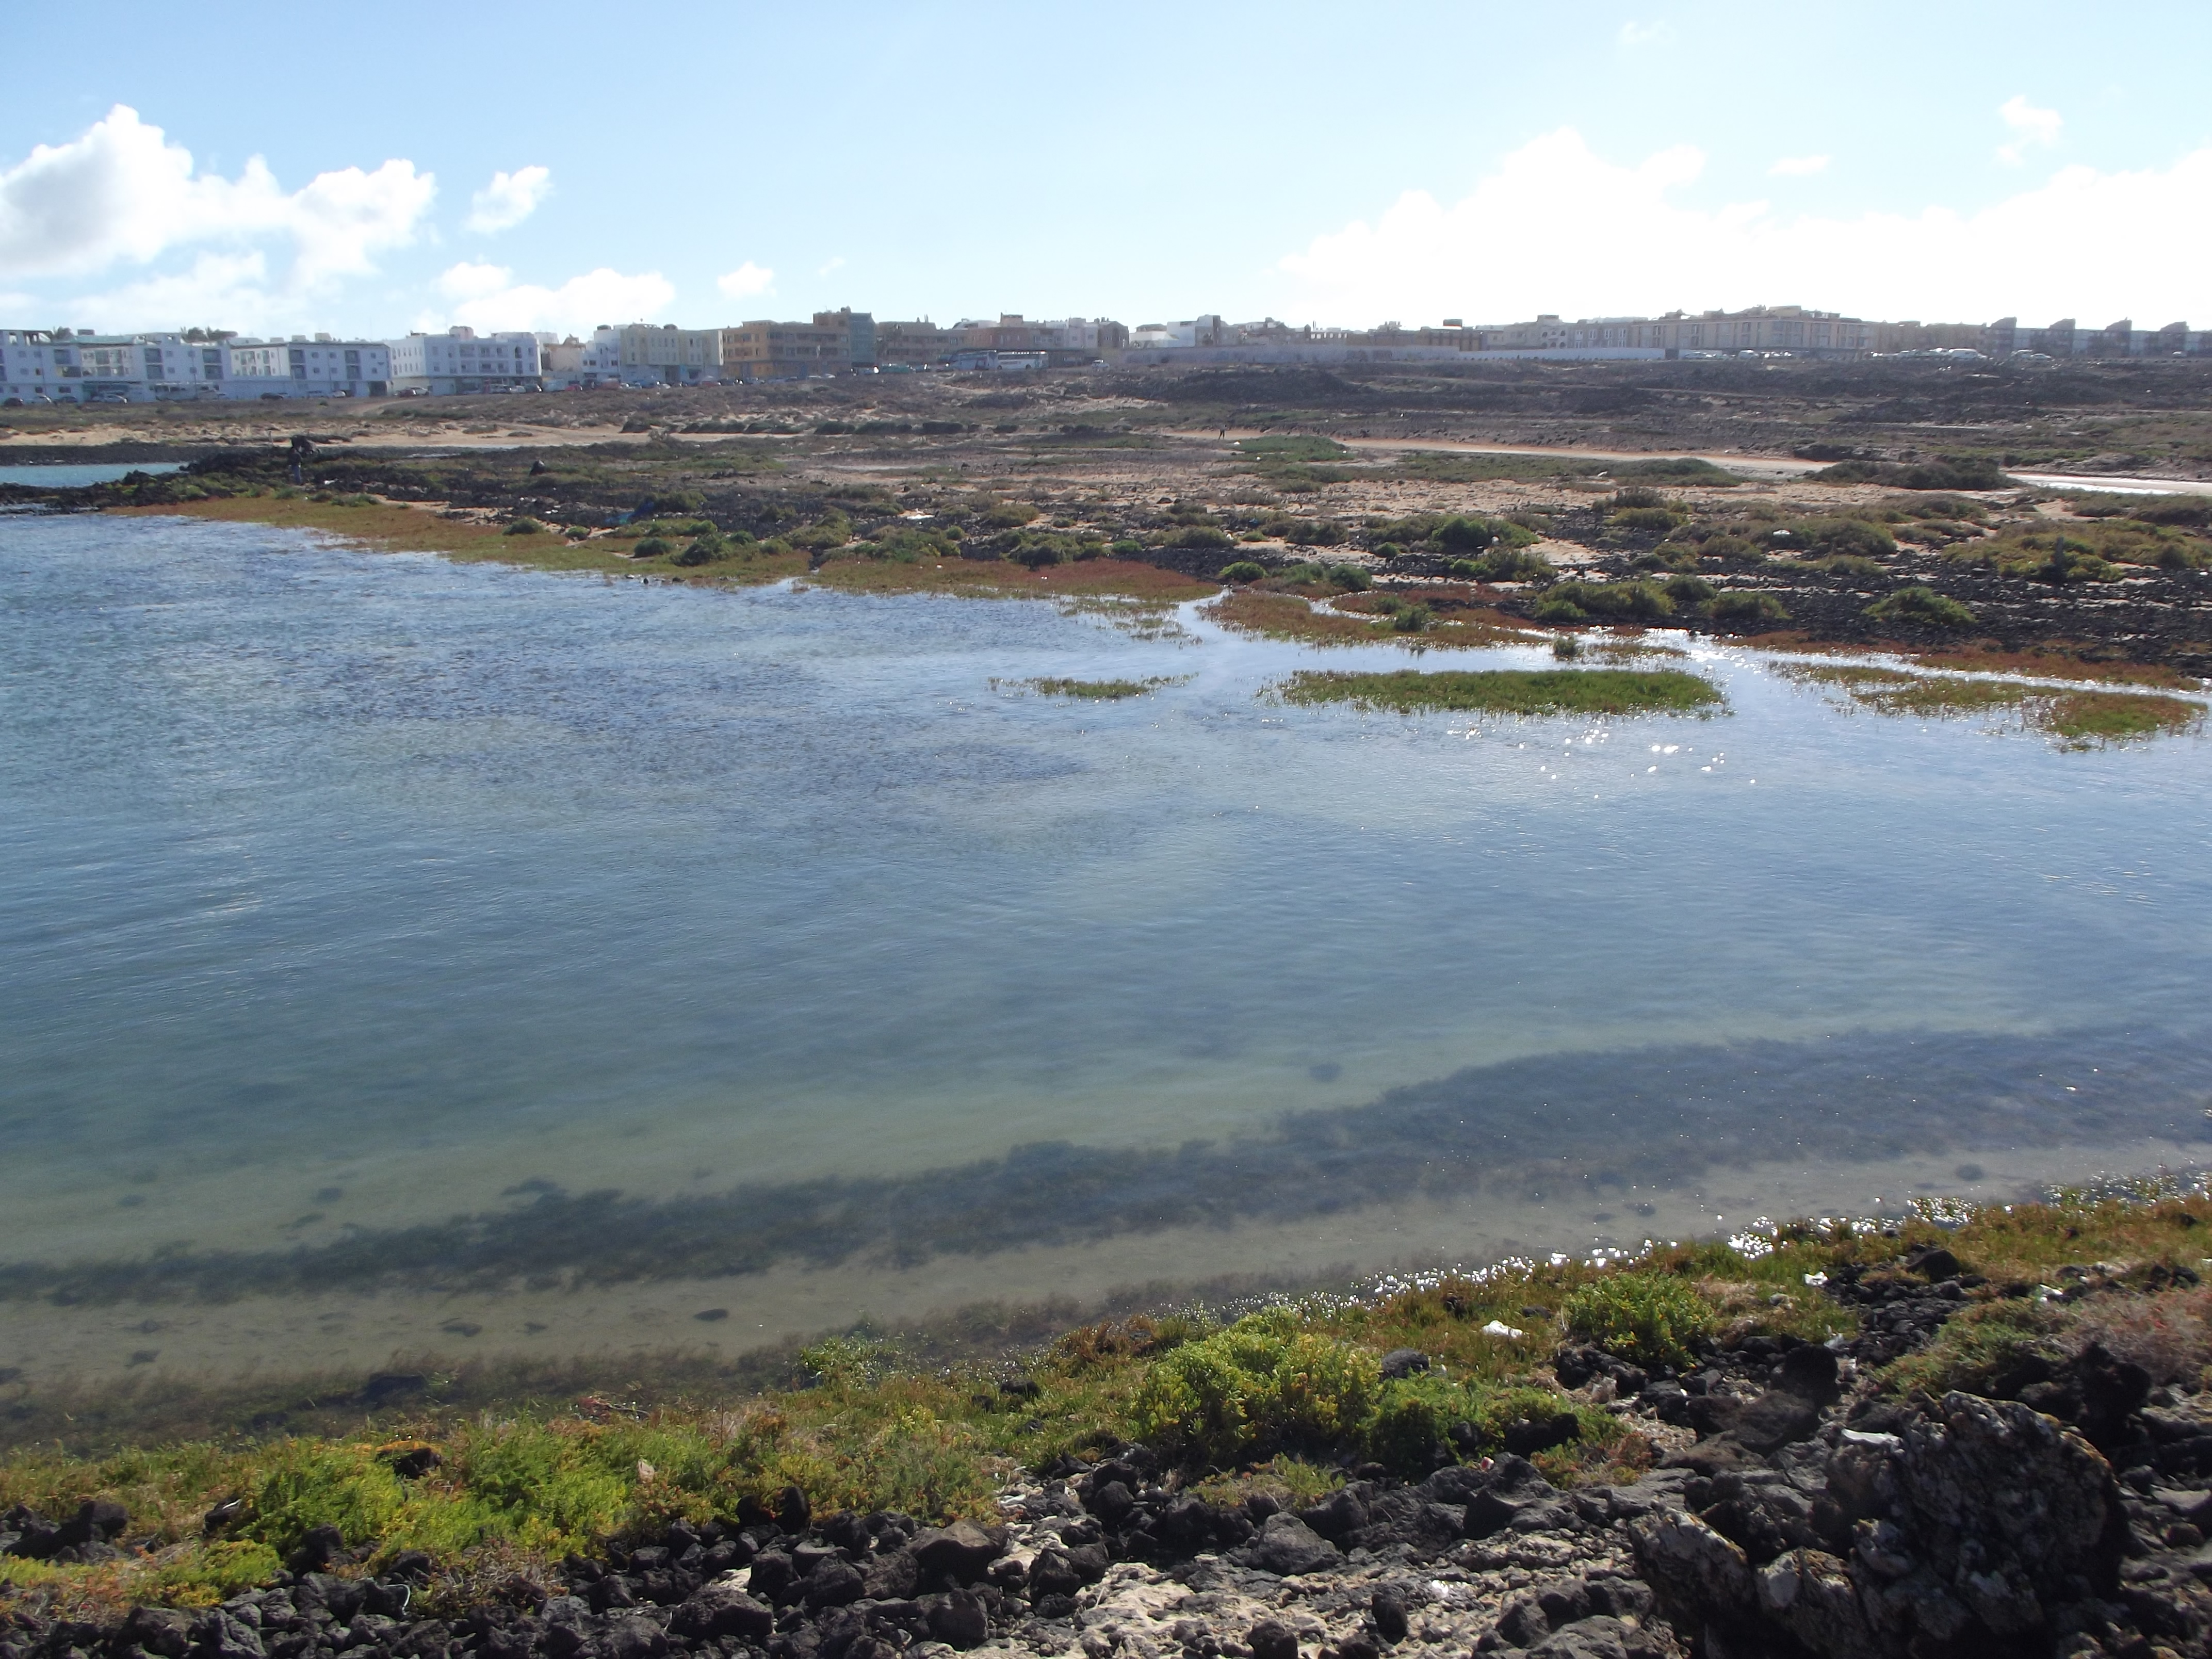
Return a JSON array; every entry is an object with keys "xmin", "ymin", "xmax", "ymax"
[
  {"xmin": 0, "ymin": 462, "xmax": 184, "ymax": 487},
  {"xmin": 5, "ymin": 513, "xmax": 2212, "ymax": 1373}
]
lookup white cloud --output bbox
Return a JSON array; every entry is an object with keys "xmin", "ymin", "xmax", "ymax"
[
  {"xmin": 1996, "ymin": 95, "xmax": 2062, "ymax": 165},
  {"xmin": 0, "ymin": 105, "xmax": 432, "ymax": 289},
  {"xmin": 1617, "ymin": 20, "xmax": 1668, "ymax": 47},
  {"xmin": 466, "ymin": 166, "xmax": 551, "ymax": 234},
  {"xmin": 817, "ymin": 255, "xmax": 846, "ymax": 278},
  {"xmin": 429, "ymin": 261, "xmax": 675, "ymax": 335},
  {"xmin": 67, "ymin": 252, "xmax": 274, "ymax": 332},
  {"xmin": 1768, "ymin": 154, "xmax": 1830, "ymax": 177},
  {"xmin": 1275, "ymin": 127, "xmax": 2212, "ymax": 328},
  {"xmin": 717, "ymin": 262, "xmax": 775, "ymax": 301}
]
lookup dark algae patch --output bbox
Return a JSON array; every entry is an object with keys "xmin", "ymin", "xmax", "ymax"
[
  {"xmin": 6, "ymin": 1026, "xmax": 2207, "ymax": 1308},
  {"xmin": 1274, "ymin": 667, "xmax": 1723, "ymax": 717}
]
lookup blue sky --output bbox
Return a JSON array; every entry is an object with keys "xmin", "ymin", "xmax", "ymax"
[{"xmin": 2, "ymin": 0, "xmax": 2207, "ymax": 337}]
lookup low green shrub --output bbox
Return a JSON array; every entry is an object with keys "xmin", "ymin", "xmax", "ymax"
[
  {"xmin": 1218, "ymin": 561, "xmax": 1267, "ymax": 583},
  {"xmin": 670, "ymin": 532, "xmax": 732, "ymax": 566},
  {"xmin": 1538, "ymin": 580, "xmax": 1674, "ymax": 622},
  {"xmin": 2032, "ymin": 544, "xmax": 2122, "ymax": 583},
  {"xmin": 1170, "ymin": 524, "xmax": 1234, "ymax": 550},
  {"xmin": 1865, "ymin": 585, "xmax": 1976, "ymax": 628},
  {"xmin": 1449, "ymin": 547, "xmax": 1551, "ymax": 582},
  {"xmin": 1707, "ymin": 591, "xmax": 1790, "ymax": 625},
  {"xmin": 1611, "ymin": 506, "xmax": 1687, "ymax": 533},
  {"xmin": 983, "ymin": 500, "xmax": 1039, "ymax": 528},
  {"xmin": 1286, "ymin": 519, "xmax": 1346, "ymax": 546},
  {"xmin": 1814, "ymin": 454, "xmax": 2007, "ymax": 491},
  {"xmin": 1782, "ymin": 518, "xmax": 1896, "ymax": 559},
  {"xmin": 1131, "ymin": 1311, "xmax": 1381, "ymax": 1466},
  {"xmin": 1664, "ymin": 574, "xmax": 1715, "ymax": 607},
  {"xmin": 503, "ymin": 517, "xmax": 545, "ymax": 536},
  {"xmin": 632, "ymin": 537, "xmax": 671, "ymax": 559},
  {"xmin": 1561, "ymin": 1272, "xmax": 1718, "ymax": 1369},
  {"xmin": 787, "ymin": 513, "xmax": 854, "ymax": 552}
]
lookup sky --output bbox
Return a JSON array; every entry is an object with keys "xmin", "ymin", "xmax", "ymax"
[{"xmin": 1, "ymin": 0, "xmax": 2207, "ymax": 340}]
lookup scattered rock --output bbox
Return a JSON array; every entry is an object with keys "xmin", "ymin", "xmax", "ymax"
[
  {"xmin": 1379, "ymin": 1348, "xmax": 1430, "ymax": 1379},
  {"xmin": 1235, "ymin": 1512, "xmax": 1340, "ymax": 1575}
]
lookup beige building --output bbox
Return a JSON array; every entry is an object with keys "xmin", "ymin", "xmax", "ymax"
[
  {"xmin": 719, "ymin": 319, "xmax": 853, "ymax": 380},
  {"xmin": 1466, "ymin": 306, "xmax": 1891, "ymax": 357},
  {"xmin": 875, "ymin": 320, "xmax": 958, "ymax": 368},
  {"xmin": 615, "ymin": 324, "xmax": 723, "ymax": 384}
]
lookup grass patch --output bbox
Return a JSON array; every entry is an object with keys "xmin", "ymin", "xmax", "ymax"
[
  {"xmin": 1000, "ymin": 676, "xmax": 1186, "ymax": 701},
  {"xmin": 1237, "ymin": 435, "xmax": 1353, "ymax": 462},
  {"xmin": 1274, "ymin": 668, "xmax": 1723, "ymax": 716},
  {"xmin": 1780, "ymin": 663, "xmax": 2205, "ymax": 744},
  {"xmin": 1202, "ymin": 588, "xmax": 1398, "ymax": 644}
]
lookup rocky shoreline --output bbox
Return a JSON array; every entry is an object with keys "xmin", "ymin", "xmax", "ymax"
[{"xmin": 11, "ymin": 1244, "xmax": 2212, "ymax": 1659}]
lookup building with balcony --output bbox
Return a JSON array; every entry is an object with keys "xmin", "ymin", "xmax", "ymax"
[
  {"xmin": 718, "ymin": 318, "xmax": 853, "ymax": 381},
  {"xmin": 386, "ymin": 327, "xmax": 539, "ymax": 394}
]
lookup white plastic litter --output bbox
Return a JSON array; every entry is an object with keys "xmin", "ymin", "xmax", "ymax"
[{"xmin": 1479, "ymin": 1319, "xmax": 1525, "ymax": 1338}]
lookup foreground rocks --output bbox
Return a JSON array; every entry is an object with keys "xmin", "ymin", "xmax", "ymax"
[{"xmin": 11, "ymin": 1250, "xmax": 2212, "ymax": 1659}]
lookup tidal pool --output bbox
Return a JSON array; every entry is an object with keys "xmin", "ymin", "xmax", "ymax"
[{"xmin": 4, "ymin": 513, "xmax": 2209, "ymax": 1382}]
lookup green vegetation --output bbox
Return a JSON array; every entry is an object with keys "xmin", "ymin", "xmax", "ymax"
[
  {"xmin": 1609, "ymin": 506, "xmax": 1688, "ymax": 534},
  {"xmin": 1236, "ymin": 435, "xmax": 1352, "ymax": 462},
  {"xmin": 1954, "ymin": 518, "xmax": 2210, "ymax": 577},
  {"xmin": 1218, "ymin": 561, "xmax": 1267, "ymax": 583},
  {"xmin": 1562, "ymin": 1274, "xmax": 1720, "ymax": 1370},
  {"xmin": 1447, "ymin": 547, "xmax": 1552, "ymax": 582},
  {"xmin": 1813, "ymin": 454, "xmax": 2009, "ymax": 491},
  {"xmin": 502, "ymin": 517, "xmax": 545, "ymax": 536},
  {"xmin": 1132, "ymin": 1310, "xmax": 1379, "ymax": 1465},
  {"xmin": 1274, "ymin": 668, "xmax": 1724, "ymax": 716},
  {"xmin": 1609, "ymin": 457, "xmax": 1743, "ymax": 485},
  {"xmin": 1781, "ymin": 661, "xmax": 2206, "ymax": 744},
  {"xmin": 16, "ymin": 1183, "xmax": 2212, "ymax": 1618},
  {"xmin": 1008, "ymin": 676, "xmax": 1185, "ymax": 701},
  {"xmin": 1274, "ymin": 560, "xmax": 1372, "ymax": 593},
  {"xmin": 1707, "ymin": 591, "xmax": 1791, "ymax": 627},
  {"xmin": 1880, "ymin": 1302, "xmax": 2069, "ymax": 1401},
  {"xmin": 1168, "ymin": 524, "xmax": 1234, "ymax": 550},
  {"xmin": 631, "ymin": 536, "xmax": 671, "ymax": 559},
  {"xmin": 1533, "ymin": 579, "xmax": 1675, "ymax": 623},
  {"xmin": 1865, "ymin": 585, "xmax": 1977, "ymax": 629},
  {"xmin": 1776, "ymin": 517, "xmax": 1896, "ymax": 560}
]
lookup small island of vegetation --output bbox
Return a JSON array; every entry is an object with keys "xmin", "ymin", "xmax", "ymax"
[{"xmin": 1272, "ymin": 668, "xmax": 1726, "ymax": 717}]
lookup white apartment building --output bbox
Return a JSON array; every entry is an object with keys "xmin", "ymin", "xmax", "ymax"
[
  {"xmin": 3, "ymin": 329, "xmax": 89, "ymax": 401},
  {"xmin": 223, "ymin": 336, "xmax": 393, "ymax": 397},
  {"xmin": 3, "ymin": 330, "xmax": 240, "ymax": 402},
  {"xmin": 386, "ymin": 327, "xmax": 543, "ymax": 394}
]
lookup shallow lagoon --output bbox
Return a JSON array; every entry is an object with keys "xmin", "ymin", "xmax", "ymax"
[{"xmin": 4, "ymin": 514, "xmax": 2210, "ymax": 1381}]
